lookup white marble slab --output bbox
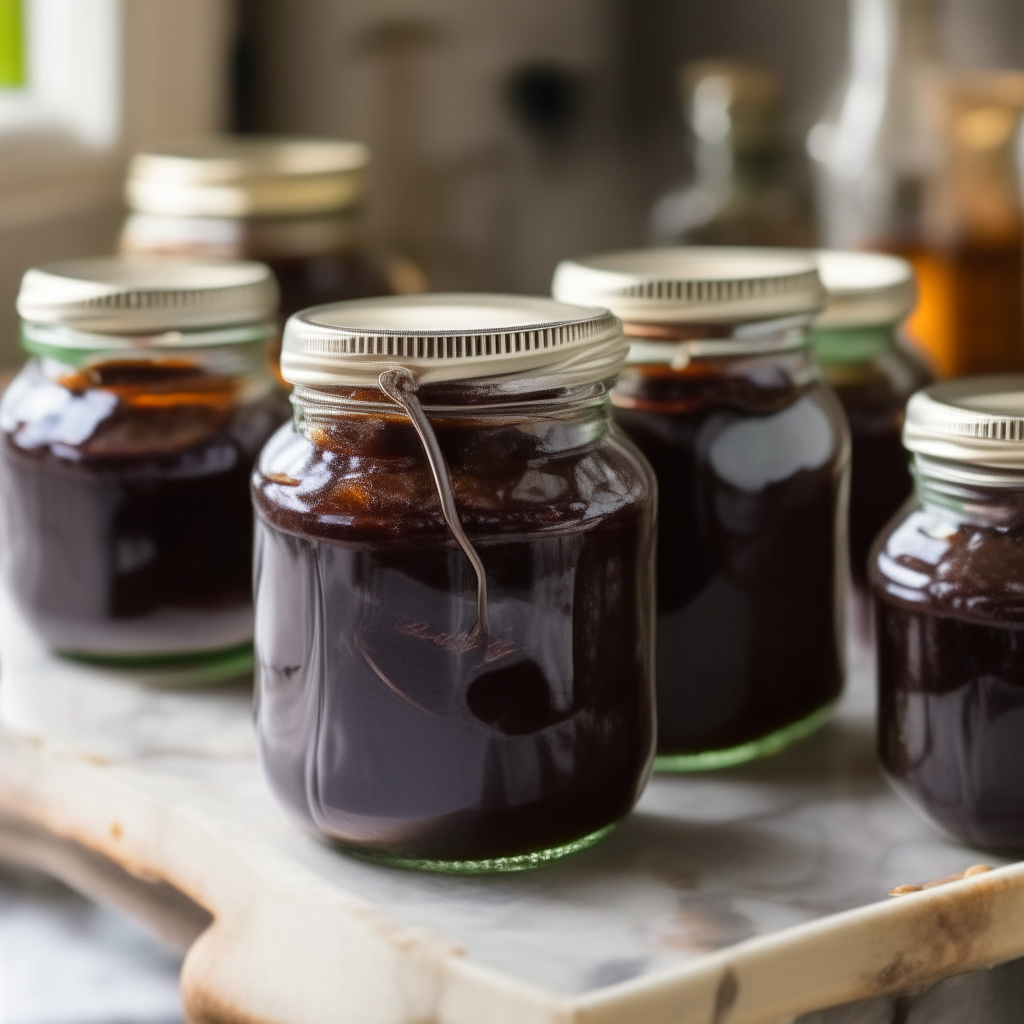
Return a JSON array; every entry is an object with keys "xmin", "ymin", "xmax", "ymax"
[
  {"xmin": 0, "ymin": 863, "xmax": 184, "ymax": 1024},
  {"xmin": 0, "ymin": 588, "xmax": 1022, "ymax": 1024}
]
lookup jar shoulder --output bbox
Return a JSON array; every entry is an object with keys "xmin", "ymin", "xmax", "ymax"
[
  {"xmin": 253, "ymin": 419, "xmax": 655, "ymax": 544},
  {"xmin": 823, "ymin": 346, "xmax": 932, "ymax": 414},
  {"xmin": 870, "ymin": 502, "xmax": 1024, "ymax": 625},
  {"xmin": 614, "ymin": 377, "xmax": 849, "ymax": 474}
]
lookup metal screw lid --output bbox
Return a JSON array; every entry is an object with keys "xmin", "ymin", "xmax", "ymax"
[
  {"xmin": 904, "ymin": 375, "xmax": 1024, "ymax": 469},
  {"xmin": 17, "ymin": 256, "xmax": 279, "ymax": 335},
  {"xmin": 813, "ymin": 251, "xmax": 916, "ymax": 329},
  {"xmin": 551, "ymin": 247, "xmax": 825, "ymax": 325},
  {"xmin": 126, "ymin": 136, "xmax": 370, "ymax": 218},
  {"xmin": 281, "ymin": 293, "xmax": 628, "ymax": 389}
]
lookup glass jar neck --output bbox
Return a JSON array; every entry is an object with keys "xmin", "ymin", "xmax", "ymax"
[
  {"xmin": 291, "ymin": 380, "xmax": 612, "ymax": 454},
  {"xmin": 809, "ymin": 323, "xmax": 898, "ymax": 367},
  {"xmin": 122, "ymin": 207, "xmax": 364, "ymax": 260},
  {"xmin": 29, "ymin": 337, "xmax": 274, "ymax": 396},
  {"xmin": 619, "ymin": 316, "xmax": 813, "ymax": 371},
  {"xmin": 21, "ymin": 319, "xmax": 276, "ymax": 368},
  {"xmin": 292, "ymin": 379, "xmax": 609, "ymax": 418},
  {"xmin": 914, "ymin": 454, "xmax": 1024, "ymax": 527}
]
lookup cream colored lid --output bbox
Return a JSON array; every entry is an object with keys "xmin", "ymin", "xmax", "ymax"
[
  {"xmin": 814, "ymin": 251, "xmax": 916, "ymax": 329},
  {"xmin": 126, "ymin": 136, "xmax": 369, "ymax": 218},
  {"xmin": 904, "ymin": 375, "xmax": 1024, "ymax": 469},
  {"xmin": 551, "ymin": 247, "xmax": 824, "ymax": 325},
  {"xmin": 18, "ymin": 256, "xmax": 278, "ymax": 335},
  {"xmin": 281, "ymin": 294, "xmax": 627, "ymax": 389}
]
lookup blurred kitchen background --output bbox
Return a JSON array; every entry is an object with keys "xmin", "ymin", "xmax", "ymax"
[
  {"xmin": 5, "ymin": 0, "xmax": 1024, "ymax": 1019},
  {"xmin": 2, "ymin": 0, "xmax": 1024, "ymax": 371}
]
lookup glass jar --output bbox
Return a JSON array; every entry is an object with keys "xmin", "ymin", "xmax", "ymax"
[
  {"xmin": 0, "ymin": 257, "xmax": 288, "ymax": 679},
  {"xmin": 121, "ymin": 136, "xmax": 405, "ymax": 333},
  {"xmin": 554, "ymin": 248, "xmax": 850, "ymax": 770},
  {"xmin": 872, "ymin": 376, "xmax": 1024, "ymax": 850},
  {"xmin": 811, "ymin": 251, "xmax": 932, "ymax": 596},
  {"xmin": 253, "ymin": 295, "xmax": 657, "ymax": 871}
]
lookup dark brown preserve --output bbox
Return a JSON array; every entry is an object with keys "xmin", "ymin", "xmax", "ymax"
[
  {"xmin": 123, "ymin": 215, "xmax": 394, "ymax": 324},
  {"xmin": 873, "ymin": 486, "xmax": 1024, "ymax": 850},
  {"xmin": 612, "ymin": 348, "xmax": 847, "ymax": 763},
  {"xmin": 0, "ymin": 357, "xmax": 287, "ymax": 659},
  {"xmin": 252, "ymin": 391, "xmax": 656, "ymax": 864},
  {"xmin": 813, "ymin": 335, "xmax": 931, "ymax": 588}
]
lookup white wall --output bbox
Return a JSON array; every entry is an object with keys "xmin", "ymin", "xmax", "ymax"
[{"xmin": 247, "ymin": 0, "xmax": 648, "ymax": 295}]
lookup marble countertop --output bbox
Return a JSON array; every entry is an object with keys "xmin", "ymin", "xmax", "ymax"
[
  {"xmin": 0, "ymin": 862, "xmax": 183, "ymax": 1024},
  {"xmin": 0, "ymin": 586, "xmax": 1021, "ymax": 1024}
]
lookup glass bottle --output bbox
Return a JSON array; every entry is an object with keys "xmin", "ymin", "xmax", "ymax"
[
  {"xmin": 253, "ymin": 294, "xmax": 656, "ymax": 870},
  {"xmin": 810, "ymin": 250, "xmax": 931, "ymax": 598},
  {"xmin": 651, "ymin": 61, "xmax": 813, "ymax": 247},
  {"xmin": 0, "ymin": 257, "xmax": 288, "ymax": 680},
  {"xmin": 554, "ymin": 248, "xmax": 849, "ymax": 770},
  {"xmin": 809, "ymin": 0, "xmax": 1024, "ymax": 376},
  {"xmin": 872, "ymin": 375, "xmax": 1024, "ymax": 850}
]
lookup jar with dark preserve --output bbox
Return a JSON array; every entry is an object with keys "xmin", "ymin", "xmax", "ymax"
[
  {"xmin": 121, "ymin": 137, "xmax": 407, "ymax": 326},
  {"xmin": 0, "ymin": 257, "xmax": 288, "ymax": 680},
  {"xmin": 553, "ymin": 248, "xmax": 850, "ymax": 771},
  {"xmin": 252, "ymin": 294, "xmax": 657, "ymax": 871},
  {"xmin": 872, "ymin": 376, "xmax": 1024, "ymax": 851},
  {"xmin": 810, "ymin": 251, "xmax": 932, "ymax": 595}
]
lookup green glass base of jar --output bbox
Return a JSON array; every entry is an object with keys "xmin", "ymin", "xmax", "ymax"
[
  {"xmin": 344, "ymin": 822, "xmax": 618, "ymax": 875},
  {"xmin": 57, "ymin": 641, "xmax": 254, "ymax": 687},
  {"xmin": 654, "ymin": 702, "xmax": 836, "ymax": 773}
]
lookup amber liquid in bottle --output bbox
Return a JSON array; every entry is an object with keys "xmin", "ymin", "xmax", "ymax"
[{"xmin": 896, "ymin": 241, "xmax": 1024, "ymax": 377}]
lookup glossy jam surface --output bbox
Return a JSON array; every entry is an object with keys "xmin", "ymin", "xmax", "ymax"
[
  {"xmin": 872, "ymin": 490, "xmax": 1024, "ymax": 850},
  {"xmin": 612, "ymin": 350, "xmax": 847, "ymax": 761},
  {"xmin": 252, "ymin": 394, "xmax": 656, "ymax": 864},
  {"xmin": 818, "ymin": 339, "xmax": 932, "ymax": 586},
  {"xmin": 0, "ymin": 355, "xmax": 288, "ymax": 657}
]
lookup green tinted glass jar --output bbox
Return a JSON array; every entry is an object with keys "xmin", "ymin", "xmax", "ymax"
[
  {"xmin": 253, "ymin": 295, "xmax": 657, "ymax": 870},
  {"xmin": 554, "ymin": 248, "xmax": 850, "ymax": 770},
  {"xmin": 810, "ymin": 251, "xmax": 932, "ymax": 592}
]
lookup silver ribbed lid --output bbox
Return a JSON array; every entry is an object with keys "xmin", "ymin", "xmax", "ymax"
[
  {"xmin": 551, "ymin": 247, "xmax": 825, "ymax": 325},
  {"xmin": 17, "ymin": 256, "xmax": 279, "ymax": 335},
  {"xmin": 814, "ymin": 251, "xmax": 916, "ymax": 329},
  {"xmin": 904, "ymin": 375, "xmax": 1024, "ymax": 469},
  {"xmin": 281, "ymin": 294, "xmax": 627, "ymax": 388},
  {"xmin": 126, "ymin": 136, "xmax": 369, "ymax": 218}
]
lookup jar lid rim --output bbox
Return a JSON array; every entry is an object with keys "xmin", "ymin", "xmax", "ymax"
[
  {"xmin": 905, "ymin": 375, "xmax": 1024, "ymax": 469},
  {"xmin": 17, "ymin": 256, "xmax": 279, "ymax": 335},
  {"xmin": 552, "ymin": 246, "xmax": 825, "ymax": 325},
  {"xmin": 127, "ymin": 136, "xmax": 369, "ymax": 217},
  {"xmin": 129, "ymin": 136, "xmax": 370, "ymax": 179},
  {"xmin": 813, "ymin": 250, "xmax": 916, "ymax": 329},
  {"xmin": 281, "ymin": 293, "xmax": 628, "ymax": 389}
]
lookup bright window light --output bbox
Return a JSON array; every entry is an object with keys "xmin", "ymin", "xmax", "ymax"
[{"xmin": 0, "ymin": 0, "xmax": 24, "ymax": 89}]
